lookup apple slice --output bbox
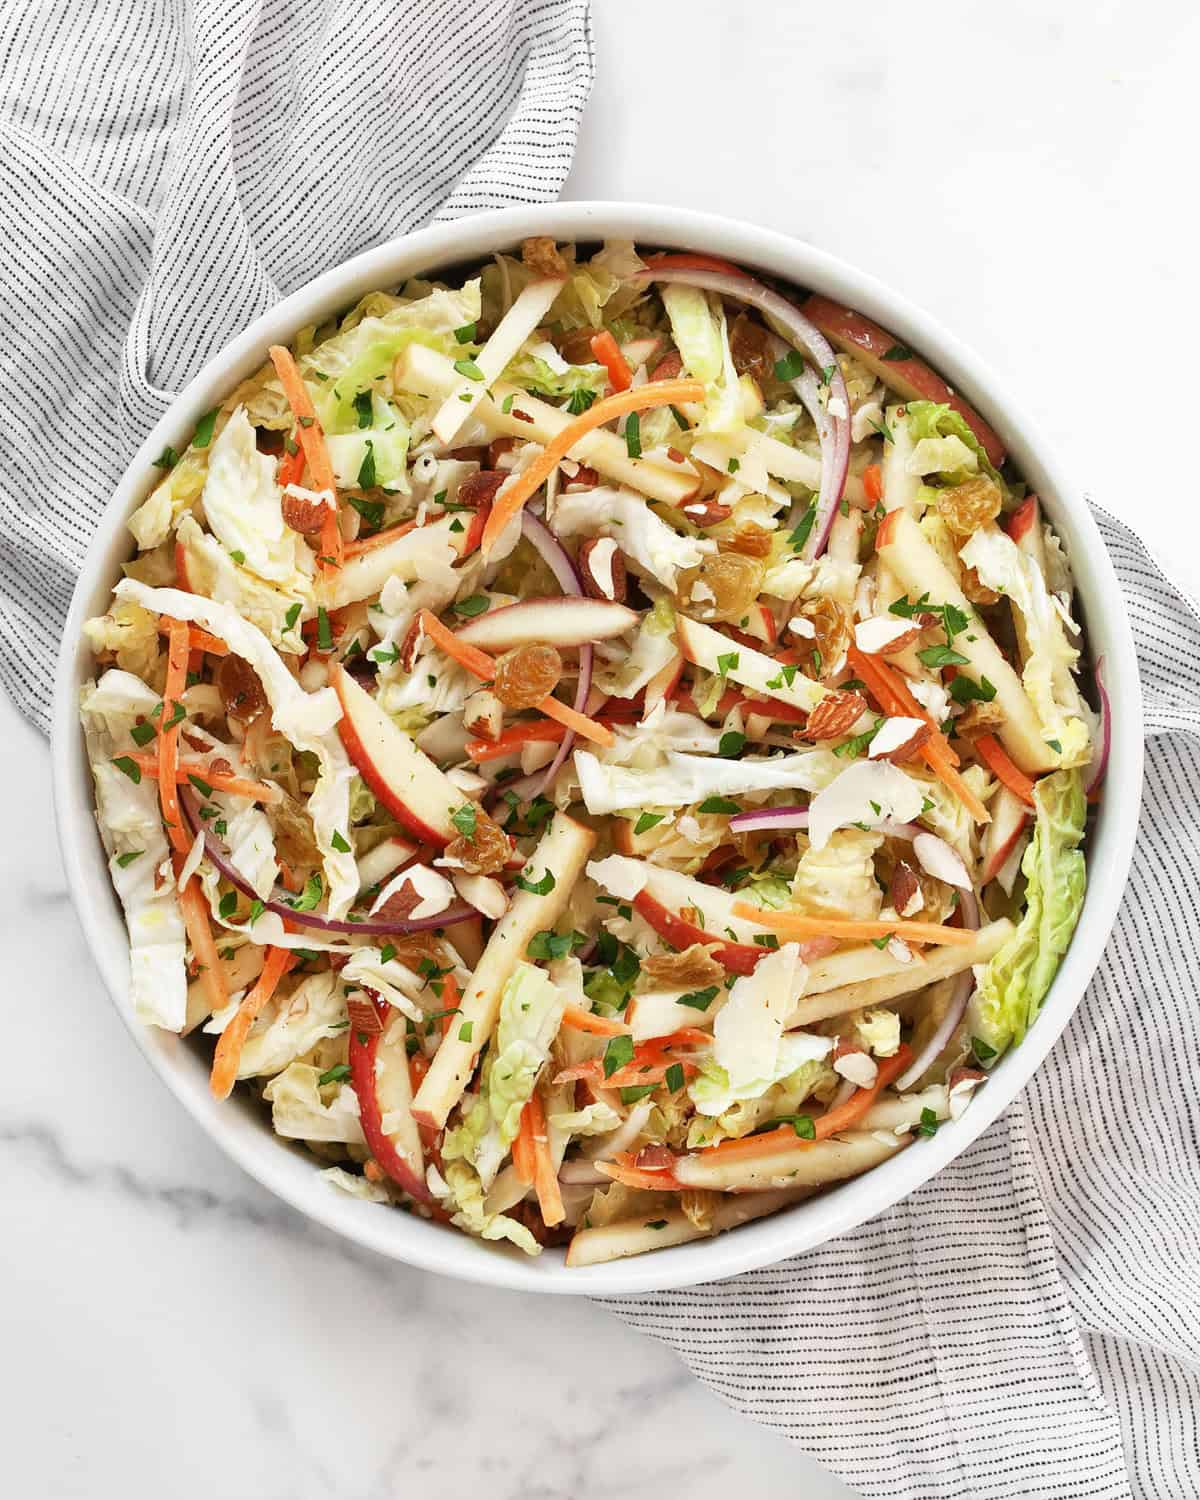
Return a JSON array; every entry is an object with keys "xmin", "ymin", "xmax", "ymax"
[
  {"xmin": 632, "ymin": 892, "xmax": 765, "ymax": 976},
  {"xmin": 355, "ymin": 835, "xmax": 419, "ymax": 894},
  {"xmin": 348, "ymin": 1007, "xmax": 430, "ymax": 1201},
  {"xmin": 320, "ymin": 514, "xmax": 461, "ymax": 611},
  {"xmin": 329, "ymin": 661, "xmax": 464, "ymax": 846},
  {"xmin": 455, "ymin": 596, "xmax": 639, "ymax": 652},
  {"xmin": 980, "ymin": 785, "xmax": 1031, "ymax": 886},
  {"xmin": 411, "ymin": 811, "xmax": 597, "ymax": 1128},
  {"xmin": 803, "ymin": 294, "xmax": 1006, "ymax": 469},
  {"xmin": 676, "ymin": 614, "xmax": 824, "ymax": 716},
  {"xmin": 619, "ymin": 334, "xmax": 663, "ymax": 370},
  {"xmin": 644, "ymin": 649, "xmax": 685, "ymax": 704}
]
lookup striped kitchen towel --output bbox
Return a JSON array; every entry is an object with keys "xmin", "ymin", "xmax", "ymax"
[
  {"xmin": 0, "ymin": 0, "xmax": 593, "ymax": 732},
  {"xmin": 608, "ymin": 509, "xmax": 1200, "ymax": 1498}
]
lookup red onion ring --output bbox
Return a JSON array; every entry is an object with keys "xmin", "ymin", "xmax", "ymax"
[
  {"xmin": 892, "ymin": 885, "xmax": 980, "ymax": 1092},
  {"xmin": 632, "ymin": 265, "xmax": 850, "ymax": 558},
  {"xmin": 1085, "ymin": 656, "xmax": 1110, "ymax": 795},
  {"xmin": 727, "ymin": 807, "xmax": 922, "ymax": 840},
  {"xmin": 179, "ymin": 789, "xmax": 477, "ymax": 935},
  {"xmin": 519, "ymin": 509, "xmax": 593, "ymax": 799}
]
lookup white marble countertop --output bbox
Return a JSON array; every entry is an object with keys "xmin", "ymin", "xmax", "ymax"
[{"xmin": 5, "ymin": 2, "xmax": 1197, "ymax": 1496}]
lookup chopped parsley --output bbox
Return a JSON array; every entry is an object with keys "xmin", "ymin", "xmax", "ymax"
[
  {"xmin": 130, "ymin": 720, "xmax": 156, "ymax": 747},
  {"xmin": 330, "ymin": 829, "xmax": 352, "ymax": 853},
  {"xmin": 664, "ymin": 1063, "xmax": 685, "ymax": 1093},
  {"xmin": 356, "ymin": 440, "xmax": 376, "ymax": 490},
  {"xmin": 527, "ymin": 929, "xmax": 579, "ymax": 961},
  {"xmin": 452, "ymin": 594, "xmax": 489, "ymax": 618},
  {"xmin": 152, "ymin": 446, "xmax": 178, "ymax": 470},
  {"xmin": 284, "ymin": 601, "xmax": 302, "ymax": 631},
  {"xmin": 316, "ymin": 606, "xmax": 334, "ymax": 653},
  {"xmin": 719, "ymin": 730, "xmax": 746, "ymax": 757},
  {"xmin": 115, "ymin": 850, "xmax": 143, "ymax": 868},
  {"xmin": 678, "ymin": 985, "xmax": 720, "ymax": 1012},
  {"xmin": 451, "ymin": 803, "xmax": 477, "ymax": 839},
  {"xmin": 453, "ymin": 321, "xmax": 478, "ymax": 344},
  {"xmin": 918, "ymin": 644, "xmax": 969, "ymax": 669},
  {"xmin": 318, "ymin": 1064, "xmax": 352, "ymax": 1086},
  {"xmin": 515, "ymin": 867, "xmax": 556, "ymax": 896},
  {"xmin": 348, "ymin": 495, "xmax": 384, "ymax": 530},
  {"xmin": 972, "ymin": 1036, "xmax": 998, "ymax": 1064},
  {"xmin": 698, "ymin": 795, "xmax": 740, "ymax": 815},
  {"xmin": 634, "ymin": 811, "xmax": 665, "ymax": 835},
  {"xmin": 620, "ymin": 1085, "xmax": 657, "ymax": 1105},
  {"xmin": 218, "ymin": 891, "xmax": 238, "ymax": 919},
  {"xmin": 727, "ymin": 457, "xmax": 740, "ymax": 474},
  {"xmin": 948, "ymin": 673, "xmax": 997, "ymax": 705},
  {"xmin": 788, "ymin": 504, "xmax": 818, "ymax": 552},
  {"xmin": 566, "ymin": 387, "xmax": 596, "ymax": 416},
  {"xmin": 192, "ymin": 408, "xmax": 218, "ymax": 448},
  {"xmin": 229, "ymin": 550, "xmax": 246, "ymax": 565},
  {"xmin": 603, "ymin": 1034, "xmax": 634, "ymax": 1078},
  {"xmin": 882, "ymin": 343, "xmax": 914, "ymax": 362},
  {"xmin": 352, "ymin": 390, "xmax": 373, "ymax": 429},
  {"xmin": 716, "ymin": 651, "xmax": 739, "ymax": 678},
  {"xmin": 917, "ymin": 1107, "xmax": 940, "ymax": 1137},
  {"xmin": 453, "ymin": 358, "xmax": 484, "ymax": 381},
  {"xmin": 290, "ymin": 871, "xmax": 323, "ymax": 913},
  {"xmin": 624, "ymin": 411, "xmax": 642, "ymax": 460},
  {"xmin": 644, "ymin": 1219, "xmax": 669, "ymax": 1231},
  {"xmin": 458, "ymin": 1021, "xmax": 474, "ymax": 1043},
  {"xmin": 773, "ymin": 350, "xmax": 805, "ymax": 382}
]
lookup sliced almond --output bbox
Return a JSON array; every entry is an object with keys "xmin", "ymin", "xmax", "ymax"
[
  {"xmin": 889, "ymin": 859, "xmax": 923, "ymax": 919},
  {"xmin": 579, "ymin": 536, "xmax": 626, "ymax": 602},
  {"xmin": 801, "ymin": 690, "xmax": 868, "ymax": 741},
  {"xmin": 854, "ymin": 616, "xmax": 921, "ymax": 655},
  {"xmin": 868, "ymin": 716, "xmax": 931, "ymax": 763}
]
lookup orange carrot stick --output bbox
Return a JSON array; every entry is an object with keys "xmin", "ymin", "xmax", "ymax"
[
  {"xmin": 862, "ymin": 464, "xmax": 883, "ymax": 504},
  {"xmin": 125, "ymin": 753, "xmax": 282, "ymax": 805},
  {"xmin": 268, "ymin": 345, "xmax": 342, "ymax": 569},
  {"xmin": 589, "ymin": 330, "xmax": 632, "ymax": 392},
  {"xmin": 159, "ymin": 619, "xmax": 191, "ymax": 853},
  {"xmin": 467, "ymin": 721, "xmax": 568, "ymax": 762},
  {"xmin": 512, "ymin": 1100, "xmax": 537, "ymax": 1184},
  {"xmin": 730, "ymin": 904, "xmax": 975, "ymax": 947},
  {"xmin": 699, "ymin": 1046, "xmax": 914, "ymax": 1161},
  {"xmin": 342, "ymin": 518, "xmax": 419, "ymax": 559},
  {"xmin": 418, "ymin": 610, "xmax": 613, "ymax": 746},
  {"xmin": 560, "ymin": 1004, "xmax": 630, "ymax": 1037},
  {"xmin": 526, "ymin": 1091, "xmax": 565, "ymax": 1227},
  {"xmin": 479, "ymin": 379, "xmax": 705, "ymax": 554},
  {"xmin": 156, "ymin": 618, "xmax": 228, "ymax": 655},
  {"xmin": 975, "ymin": 733, "xmax": 1038, "ymax": 806},
  {"xmin": 176, "ymin": 860, "xmax": 228, "ymax": 1021},
  {"xmin": 210, "ymin": 946, "xmax": 297, "ymax": 1099}
]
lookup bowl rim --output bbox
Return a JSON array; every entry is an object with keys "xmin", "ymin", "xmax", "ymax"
[{"xmin": 51, "ymin": 201, "xmax": 1143, "ymax": 1295}]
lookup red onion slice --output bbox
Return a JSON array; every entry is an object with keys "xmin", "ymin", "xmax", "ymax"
[
  {"xmin": 1085, "ymin": 656, "xmax": 1110, "ymax": 795},
  {"xmin": 179, "ymin": 789, "xmax": 477, "ymax": 936},
  {"xmin": 633, "ymin": 265, "xmax": 851, "ymax": 559},
  {"xmin": 519, "ymin": 509, "xmax": 594, "ymax": 798},
  {"xmin": 892, "ymin": 885, "xmax": 980, "ymax": 1092},
  {"xmin": 727, "ymin": 805, "xmax": 810, "ymax": 834}
]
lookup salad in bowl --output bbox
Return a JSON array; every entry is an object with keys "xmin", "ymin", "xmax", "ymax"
[{"xmin": 78, "ymin": 236, "xmax": 1104, "ymax": 1268}]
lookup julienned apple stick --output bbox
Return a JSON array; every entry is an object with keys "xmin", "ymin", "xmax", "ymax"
[{"xmin": 411, "ymin": 811, "xmax": 597, "ymax": 1130}]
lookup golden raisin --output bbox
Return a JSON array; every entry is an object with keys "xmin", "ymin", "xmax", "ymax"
[
  {"xmin": 936, "ymin": 476, "xmax": 1002, "ymax": 538},
  {"xmin": 445, "ymin": 811, "xmax": 510, "ymax": 876},
  {"xmin": 522, "ymin": 236, "xmax": 568, "ymax": 278},
  {"xmin": 556, "ymin": 325, "xmax": 602, "ymax": 365},
  {"xmin": 954, "ymin": 699, "xmax": 1006, "ymax": 740},
  {"xmin": 492, "ymin": 644, "xmax": 563, "ymax": 710},
  {"xmin": 960, "ymin": 564, "xmax": 1000, "ymax": 606},
  {"xmin": 728, "ymin": 313, "xmax": 772, "ymax": 383},
  {"xmin": 218, "ymin": 654, "xmax": 268, "ymax": 724},
  {"xmin": 676, "ymin": 551, "xmax": 764, "ymax": 622},
  {"xmin": 267, "ymin": 793, "xmax": 321, "ymax": 877},
  {"xmin": 793, "ymin": 596, "xmax": 852, "ymax": 679},
  {"xmin": 720, "ymin": 522, "xmax": 773, "ymax": 559},
  {"xmin": 642, "ymin": 944, "xmax": 724, "ymax": 988},
  {"xmin": 389, "ymin": 931, "xmax": 449, "ymax": 971}
]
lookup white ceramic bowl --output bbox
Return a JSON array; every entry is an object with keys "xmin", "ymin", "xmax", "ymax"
[{"xmin": 51, "ymin": 203, "xmax": 1142, "ymax": 1295}]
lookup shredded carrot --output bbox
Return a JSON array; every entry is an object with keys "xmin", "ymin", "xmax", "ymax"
[
  {"xmin": 342, "ymin": 518, "xmax": 418, "ymax": 559},
  {"xmin": 480, "ymin": 378, "xmax": 705, "ymax": 554},
  {"xmin": 561, "ymin": 1004, "xmax": 629, "ymax": 1037},
  {"xmin": 644, "ymin": 252, "xmax": 751, "ymax": 278},
  {"xmin": 974, "ymin": 733, "xmax": 1038, "ymax": 806},
  {"xmin": 875, "ymin": 507, "xmax": 901, "ymax": 548},
  {"xmin": 210, "ymin": 946, "xmax": 297, "ymax": 1099},
  {"xmin": 731, "ymin": 903, "xmax": 974, "ymax": 947},
  {"xmin": 535, "ymin": 693, "xmax": 614, "ymax": 748},
  {"xmin": 526, "ymin": 1091, "xmax": 565, "ymax": 1227},
  {"xmin": 268, "ymin": 345, "xmax": 342, "ymax": 569},
  {"xmin": 698, "ymin": 1047, "xmax": 914, "ymax": 1161},
  {"xmin": 512, "ymin": 1100, "xmax": 537, "ymax": 1184},
  {"xmin": 863, "ymin": 464, "xmax": 883, "ymax": 504},
  {"xmin": 595, "ymin": 1149, "xmax": 683, "ymax": 1192},
  {"xmin": 176, "ymin": 859, "xmax": 227, "ymax": 1019},
  {"xmin": 418, "ymin": 609, "xmax": 496, "ymax": 678},
  {"xmin": 848, "ymin": 645, "xmax": 991, "ymax": 824},
  {"xmin": 125, "ymin": 752, "xmax": 282, "ymax": 804},
  {"xmin": 466, "ymin": 721, "xmax": 567, "ymax": 762},
  {"xmin": 277, "ymin": 434, "xmax": 306, "ymax": 489},
  {"xmin": 418, "ymin": 610, "xmax": 614, "ymax": 746},
  {"xmin": 158, "ymin": 620, "xmax": 191, "ymax": 853},
  {"xmin": 156, "ymin": 617, "xmax": 228, "ymax": 655},
  {"xmin": 589, "ymin": 329, "xmax": 632, "ymax": 392}
]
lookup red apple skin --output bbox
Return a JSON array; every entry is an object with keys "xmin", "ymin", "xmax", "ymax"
[
  {"xmin": 175, "ymin": 540, "xmax": 193, "ymax": 592},
  {"xmin": 803, "ymin": 295, "xmax": 1007, "ymax": 470},
  {"xmin": 348, "ymin": 1018, "xmax": 431, "ymax": 1202},
  {"xmin": 980, "ymin": 786, "xmax": 1030, "ymax": 885},
  {"xmin": 643, "ymin": 652, "xmax": 684, "ymax": 705},
  {"xmin": 633, "ymin": 892, "xmax": 764, "ymax": 975},
  {"xmin": 457, "ymin": 503, "xmax": 490, "ymax": 557},
  {"xmin": 329, "ymin": 663, "xmax": 456, "ymax": 847},
  {"xmin": 1006, "ymin": 495, "xmax": 1038, "ymax": 544}
]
